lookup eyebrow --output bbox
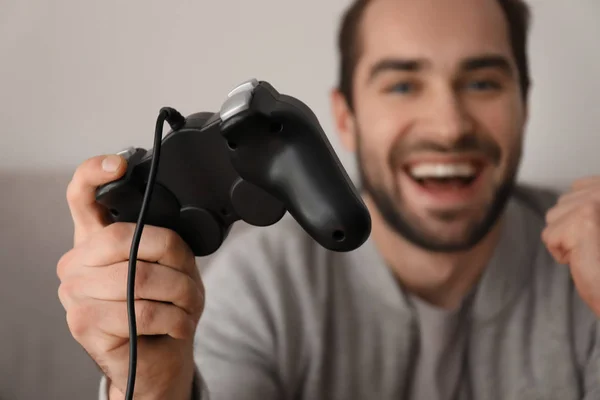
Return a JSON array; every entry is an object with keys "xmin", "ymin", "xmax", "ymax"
[
  {"xmin": 461, "ymin": 55, "xmax": 513, "ymax": 74},
  {"xmin": 368, "ymin": 58, "xmax": 429, "ymax": 82},
  {"xmin": 367, "ymin": 54, "xmax": 514, "ymax": 82}
]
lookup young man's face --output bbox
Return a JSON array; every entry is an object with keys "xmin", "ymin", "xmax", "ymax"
[{"xmin": 333, "ymin": 0, "xmax": 528, "ymax": 251}]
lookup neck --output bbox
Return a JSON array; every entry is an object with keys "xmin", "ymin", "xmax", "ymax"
[{"xmin": 364, "ymin": 195, "xmax": 504, "ymax": 310}]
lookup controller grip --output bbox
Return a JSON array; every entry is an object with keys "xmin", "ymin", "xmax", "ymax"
[
  {"xmin": 222, "ymin": 103, "xmax": 371, "ymax": 252},
  {"xmin": 95, "ymin": 151, "xmax": 227, "ymax": 257},
  {"xmin": 95, "ymin": 154, "xmax": 182, "ymax": 231}
]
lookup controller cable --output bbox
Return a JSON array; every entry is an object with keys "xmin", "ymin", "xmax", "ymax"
[{"xmin": 124, "ymin": 107, "xmax": 186, "ymax": 400}]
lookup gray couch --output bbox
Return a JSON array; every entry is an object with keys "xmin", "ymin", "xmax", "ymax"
[
  {"xmin": 0, "ymin": 169, "xmax": 568, "ymax": 399},
  {"xmin": 1, "ymin": 170, "xmax": 100, "ymax": 399},
  {"xmin": 0, "ymin": 170, "xmax": 249, "ymax": 399}
]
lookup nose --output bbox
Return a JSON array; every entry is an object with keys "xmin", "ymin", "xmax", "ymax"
[{"xmin": 422, "ymin": 86, "xmax": 474, "ymax": 143}]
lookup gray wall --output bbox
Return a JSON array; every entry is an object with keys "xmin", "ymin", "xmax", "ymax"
[
  {"xmin": 0, "ymin": 1, "xmax": 597, "ymax": 398},
  {"xmin": 1, "ymin": 0, "xmax": 599, "ymax": 189}
]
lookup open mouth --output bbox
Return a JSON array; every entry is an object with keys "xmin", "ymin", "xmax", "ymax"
[
  {"xmin": 402, "ymin": 159, "xmax": 487, "ymax": 202},
  {"xmin": 408, "ymin": 161, "xmax": 479, "ymax": 187}
]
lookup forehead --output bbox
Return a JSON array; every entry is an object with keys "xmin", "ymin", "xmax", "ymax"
[{"xmin": 358, "ymin": 0, "xmax": 514, "ymax": 71}]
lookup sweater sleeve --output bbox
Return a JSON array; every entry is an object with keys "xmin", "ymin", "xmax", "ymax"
[
  {"xmin": 98, "ymin": 375, "xmax": 108, "ymax": 400},
  {"xmin": 583, "ymin": 320, "xmax": 600, "ymax": 399},
  {"xmin": 190, "ymin": 229, "xmax": 287, "ymax": 400},
  {"xmin": 98, "ymin": 366, "xmax": 210, "ymax": 400}
]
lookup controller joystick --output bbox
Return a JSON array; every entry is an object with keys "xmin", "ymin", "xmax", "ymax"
[{"xmin": 95, "ymin": 79, "xmax": 371, "ymax": 256}]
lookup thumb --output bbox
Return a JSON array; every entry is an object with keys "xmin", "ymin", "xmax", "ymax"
[{"xmin": 66, "ymin": 154, "xmax": 128, "ymax": 245}]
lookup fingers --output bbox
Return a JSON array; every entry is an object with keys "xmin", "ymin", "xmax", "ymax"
[
  {"xmin": 547, "ymin": 189, "xmax": 591, "ymax": 224},
  {"xmin": 542, "ymin": 208, "xmax": 575, "ymax": 265},
  {"xmin": 67, "ymin": 154, "xmax": 128, "ymax": 245},
  {"xmin": 66, "ymin": 299, "xmax": 197, "ymax": 342},
  {"xmin": 62, "ymin": 223, "xmax": 197, "ymax": 277},
  {"xmin": 547, "ymin": 185, "xmax": 600, "ymax": 225},
  {"xmin": 58, "ymin": 260, "xmax": 204, "ymax": 316},
  {"xmin": 570, "ymin": 176, "xmax": 600, "ymax": 192},
  {"xmin": 542, "ymin": 203, "xmax": 595, "ymax": 265}
]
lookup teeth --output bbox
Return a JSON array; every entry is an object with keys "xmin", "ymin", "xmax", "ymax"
[{"xmin": 409, "ymin": 162, "xmax": 477, "ymax": 179}]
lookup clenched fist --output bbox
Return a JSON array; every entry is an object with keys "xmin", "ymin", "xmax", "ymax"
[
  {"xmin": 543, "ymin": 176, "xmax": 600, "ymax": 318},
  {"xmin": 57, "ymin": 154, "xmax": 204, "ymax": 400}
]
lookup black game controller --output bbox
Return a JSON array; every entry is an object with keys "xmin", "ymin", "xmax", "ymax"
[{"xmin": 95, "ymin": 79, "xmax": 371, "ymax": 256}]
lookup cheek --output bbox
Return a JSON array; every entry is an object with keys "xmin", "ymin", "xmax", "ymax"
[
  {"xmin": 469, "ymin": 98, "xmax": 524, "ymax": 157},
  {"xmin": 356, "ymin": 128, "xmax": 411, "ymax": 198},
  {"xmin": 355, "ymin": 102, "xmax": 410, "ymax": 176},
  {"xmin": 355, "ymin": 95, "xmax": 413, "ymax": 156}
]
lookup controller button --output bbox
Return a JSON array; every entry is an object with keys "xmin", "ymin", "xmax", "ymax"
[
  {"xmin": 230, "ymin": 179, "xmax": 286, "ymax": 226},
  {"xmin": 178, "ymin": 207, "xmax": 224, "ymax": 256},
  {"xmin": 116, "ymin": 147, "xmax": 138, "ymax": 161},
  {"xmin": 227, "ymin": 78, "xmax": 259, "ymax": 98},
  {"xmin": 220, "ymin": 79, "xmax": 260, "ymax": 122},
  {"xmin": 220, "ymin": 91, "xmax": 252, "ymax": 122}
]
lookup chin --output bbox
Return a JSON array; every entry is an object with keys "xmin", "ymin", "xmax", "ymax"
[
  {"xmin": 384, "ymin": 181, "xmax": 510, "ymax": 253},
  {"xmin": 396, "ymin": 203, "xmax": 493, "ymax": 251},
  {"xmin": 358, "ymin": 153, "xmax": 517, "ymax": 253},
  {"xmin": 423, "ymin": 213, "xmax": 489, "ymax": 244}
]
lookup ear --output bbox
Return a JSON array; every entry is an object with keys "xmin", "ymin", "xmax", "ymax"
[{"xmin": 330, "ymin": 88, "xmax": 357, "ymax": 152}]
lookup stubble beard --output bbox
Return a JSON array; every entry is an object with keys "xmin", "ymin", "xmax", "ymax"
[{"xmin": 354, "ymin": 131, "xmax": 522, "ymax": 253}]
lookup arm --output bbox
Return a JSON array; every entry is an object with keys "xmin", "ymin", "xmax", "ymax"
[
  {"xmin": 539, "ymin": 177, "xmax": 600, "ymax": 398},
  {"xmin": 192, "ymin": 231, "xmax": 285, "ymax": 400},
  {"xmin": 98, "ymin": 369, "xmax": 209, "ymax": 400},
  {"xmin": 583, "ymin": 321, "xmax": 600, "ymax": 399}
]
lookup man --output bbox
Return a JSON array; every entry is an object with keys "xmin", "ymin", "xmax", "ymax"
[{"xmin": 57, "ymin": 0, "xmax": 600, "ymax": 398}]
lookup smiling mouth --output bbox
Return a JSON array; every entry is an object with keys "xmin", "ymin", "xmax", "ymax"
[{"xmin": 404, "ymin": 159, "xmax": 484, "ymax": 190}]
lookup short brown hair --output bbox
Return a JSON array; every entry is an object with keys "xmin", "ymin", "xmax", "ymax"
[{"xmin": 336, "ymin": 0, "xmax": 532, "ymax": 110}]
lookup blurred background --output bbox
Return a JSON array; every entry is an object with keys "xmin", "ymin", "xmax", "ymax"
[{"xmin": 0, "ymin": 0, "xmax": 598, "ymax": 398}]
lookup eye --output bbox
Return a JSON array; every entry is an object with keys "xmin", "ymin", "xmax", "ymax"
[
  {"xmin": 466, "ymin": 79, "xmax": 501, "ymax": 91},
  {"xmin": 387, "ymin": 81, "xmax": 415, "ymax": 94}
]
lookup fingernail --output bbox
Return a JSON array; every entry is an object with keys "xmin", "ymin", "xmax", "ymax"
[{"xmin": 102, "ymin": 155, "xmax": 122, "ymax": 173}]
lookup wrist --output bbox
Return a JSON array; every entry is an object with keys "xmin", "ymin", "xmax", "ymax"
[{"xmin": 107, "ymin": 365, "xmax": 195, "ymax": 400}]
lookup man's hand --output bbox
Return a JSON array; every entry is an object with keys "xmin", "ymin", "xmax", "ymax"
[
  {"xmin": 57, "ymin": 154, "xmax": 204, "ymax": 400},
  {"xmin": 542, "ymin": 176, "xmax": 600, "ymax": 317}
]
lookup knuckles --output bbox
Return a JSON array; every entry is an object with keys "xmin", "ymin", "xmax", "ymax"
[
  {"xmin": 544, "ymin": 207, "xmax": 557, "ymax": 225},
  {"xmin": 135, "ymin": 301, "xmax": 195, "ymax": 340},
  {"xmin": 580, "ymin": 202, "xmax": 600, "ymax": 219},
  {"xmin": 56, "ymin": 249, "xmax": 75, "ymax": 280},
  {"xmin": 167, "ymin": 308, "xmax": 195, "ymax": 340},
  {"xmin": 173, "ymin": 316, "xmax": 194, "ymax": 340},
  {"xmin": 173, "ymin": 277, "xmax": 203, "ymax": 316},
  {"xmin": 161, "ymin": 227, "xmax": 193, "ymax": 263},
  {"xmin": 191, "ymin": 282, "xmax": 205, "ymax": 317},
  {"xmin": 57, "ymin": 279, "xmax": 78, "ymax": 308},
  {"xmin": 579, "ymin": 202, "xmax": 600, "ymax": 233},
  {"xmin": 136, "ymin": 301, "xmax": 158, "ymax": 331},
  {"xmin": 66, "ymin": 302, "xmax": 95, "ymax": 339},
  {"xmin": 570, "ymin": 176, "xmax": 600, "ymax": 192},
  {"xmin": 133, "ymin": 264, "xmax": 152, "ymax": 295},
  {"xmin": 162, "ymin": 228, "xmax": 180, "ymax": 254}
]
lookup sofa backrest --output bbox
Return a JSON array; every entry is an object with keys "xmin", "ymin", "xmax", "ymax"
[{"xmin": 0, "ymin": 170, "xmax": 251, "ymax": 399}]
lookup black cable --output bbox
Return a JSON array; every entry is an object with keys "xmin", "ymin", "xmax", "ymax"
[{"xmin": 125, "ymin": 107, "xmax": 185, "ymax": 400}]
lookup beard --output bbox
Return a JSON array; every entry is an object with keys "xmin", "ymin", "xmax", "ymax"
[{"xmin": 355, "ymin": 130, "xmax": 522, "ymax": 253}]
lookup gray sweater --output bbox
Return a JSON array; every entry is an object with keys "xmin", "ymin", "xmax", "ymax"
[{"xmin": 99, "ymin": 185, "xmax": 600, "ymax": 399}]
